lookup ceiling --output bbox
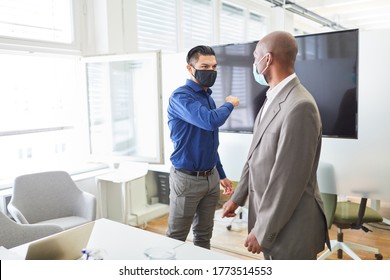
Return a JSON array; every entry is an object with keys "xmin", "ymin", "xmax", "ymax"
[{"xmin": 264, "ymin": 0, "xmax": 390, "ymax": 31}]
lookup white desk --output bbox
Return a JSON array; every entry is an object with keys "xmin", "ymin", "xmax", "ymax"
[
  {"xmin": 10, "ymin": 219, "xmax": 237, "ymax": 260},
  {"xmin": 96, "ymin": 167, "xmax": 146, "ymax": 224},
  {"xmin": 87, "ymin": 219, "xmax": 183, "ymax": 259},
  {"xmin": 174, "ymin": 243, "xmax": 237, "ymax": 260},
  {"xmin": 95, "ymin": 162, "xmax": 169, "ymax": 226}
]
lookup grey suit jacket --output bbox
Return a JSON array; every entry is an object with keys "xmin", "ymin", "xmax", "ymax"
[{"xmin": 232, "ymin": 76, "xmax": 329, "ymax": 259}]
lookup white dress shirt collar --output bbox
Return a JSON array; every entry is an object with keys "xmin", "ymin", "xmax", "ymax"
[{"xmin": 261, "ymin": 73, "xmax": 297, "ymax": 120}]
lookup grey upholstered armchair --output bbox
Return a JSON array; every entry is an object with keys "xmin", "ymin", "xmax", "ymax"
[
  {"xmin": 0, "ymin": 211, "xmax": 62, "ymax": 249},
  {"xmin": 7, "ymin": 171, "xmax": 96, "ymax": 230}
]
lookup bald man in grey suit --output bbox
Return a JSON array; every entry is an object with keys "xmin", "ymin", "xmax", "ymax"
[{"xmin": 222, "ymin": 31, "xmax": 330, "ymax": 260}]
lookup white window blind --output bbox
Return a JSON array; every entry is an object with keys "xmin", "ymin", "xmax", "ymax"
[
  {"xmin": 247, "ymin": 12, "xmax": 266, "ymax": 42},
  {"xmin": 183, "ymin": 0, "xmax": 213, "ymax": 49},
  {"xmin": 220, "ymin": 3, "xmax": 245, "ymax": 44},
  {"xmin": 0, "ymin": 0, "xmax": 73, "ymax": 43},
  {"xmin": 137, "ymin": 0, "xmax": 177, "ymax": 52}
]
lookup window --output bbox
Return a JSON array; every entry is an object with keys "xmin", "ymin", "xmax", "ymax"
[
  {"xmin": 0, "ymin": 52, "xmax": 87, "ymax": 181},
  {"xmin": 137, "ymin": 0, "xmax": 177, "ymax": 52},
  {"xmin": 183, "ymin": 0, "xmax": 214, "ymax": 49},
  {"xmin": 247, "ymin": 12, "xmax": 267, "ymax": 42},
  {"xmin": 220, "ymin": 3, "xmax": 245, "ymax": 44},
  {"xmin": 0, "ymin": 0, "xmax": 74, "ymax": 44},
  {"xmin": 136, "ymin": 0, "xmax": 268, "ymax": 52},
  {"xmin": 84, "ymin": 52, "xmax": 164, "ymax": 164}
]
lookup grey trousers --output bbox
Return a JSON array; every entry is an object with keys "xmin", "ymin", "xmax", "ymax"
[{"xmin": 166, "ymin": 166, "xmax": 220, "ymax": 249}]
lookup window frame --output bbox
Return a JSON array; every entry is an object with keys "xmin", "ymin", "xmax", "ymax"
[
  {"xmin": 0, "ymin": 0, "xmax": 80, "ymax": 54},
  {"xmin": 82, "ymin": 51, "xmax": 164, "ymax": 165}
]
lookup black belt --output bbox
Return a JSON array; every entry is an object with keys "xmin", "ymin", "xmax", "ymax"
[{"xmin": 176, "ymin": 168, "xmax": 214, "ymax": 177}]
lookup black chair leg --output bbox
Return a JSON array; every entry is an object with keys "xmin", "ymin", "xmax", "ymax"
[{"xmin": 337, "ymin": 230, "xmax": 344, "ymax": 259}]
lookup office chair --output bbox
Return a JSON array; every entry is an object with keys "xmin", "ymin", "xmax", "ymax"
[
  {"xmin": 0, "ymin": 211, "xmax": 62, "ymax": 249},
  {"xmin": 8, "ymin": 171, "xmax": 96, "ymax": 230},
  {"xmin": 317, "ymin": 162, "xmax": 383, "ymax": 260}
]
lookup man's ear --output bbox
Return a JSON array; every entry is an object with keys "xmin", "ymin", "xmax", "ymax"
[
  {"xmin": 266, "ymin": 53, "xmax": 272, "ymax": 65},
  {"xmin": 186, "ymin": 64, "xmax": 193, "ymax": 75}
]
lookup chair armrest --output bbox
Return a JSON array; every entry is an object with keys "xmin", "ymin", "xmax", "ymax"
[
  {"xmin": 7, "ymin": 203, "xmax": 29, "ymax": 224},
  {"xmin": 354, "ymin": 197, "xmax": 368, "ymax": 228},
  {"xmin": 351, "ymin": 198, "xmax": 372, "ymax": 232},
  {"xmin": 75, "ymin": 192, "xmax": 97, "ymax": 221}
]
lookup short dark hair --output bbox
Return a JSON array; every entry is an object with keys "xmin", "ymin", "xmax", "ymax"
[{"xmin": 186, "ymin": 45, "xmax": 215, "ymax": 65}]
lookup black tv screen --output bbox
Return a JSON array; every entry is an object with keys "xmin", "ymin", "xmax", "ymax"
[{"xmin": 212, "ymin": 29, "xmax": 358, "ymax": 139}]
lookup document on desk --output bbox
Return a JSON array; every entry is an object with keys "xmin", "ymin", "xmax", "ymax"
[{"xmin": 0, "ymin": 246, "xmax": 24, "ymax": 260}]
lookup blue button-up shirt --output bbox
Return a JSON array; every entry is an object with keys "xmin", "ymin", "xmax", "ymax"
[{"xmin": 167, "ymin": 79, "xmax": 234, "ymax": 179}]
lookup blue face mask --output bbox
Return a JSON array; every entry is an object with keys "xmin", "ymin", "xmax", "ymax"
[{"xmin": 253, "ymin": 54, "xmax": 269, "ymax": 86}]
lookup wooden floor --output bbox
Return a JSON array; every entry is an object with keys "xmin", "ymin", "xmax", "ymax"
[{"xmin": 142, "ymin": 198, "xmax": 390, "ymax": 260}]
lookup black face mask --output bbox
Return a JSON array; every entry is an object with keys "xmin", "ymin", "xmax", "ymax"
[{"xmin": 193, "ymin": 69, "xmax": 217, "ymax": 88}]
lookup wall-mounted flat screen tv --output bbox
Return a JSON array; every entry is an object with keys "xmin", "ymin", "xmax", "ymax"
[{"xmin": 212, "ymin": 29, "xmax": 358, "ymax": 139}]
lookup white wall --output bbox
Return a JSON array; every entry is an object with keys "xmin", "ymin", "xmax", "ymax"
[
  {"xmin": 158, "ymin": 30, "xmax": 390, "ymax": 203},
  {"xmin": 319, "ymin": 30, "xmax": 390, "ymax": 202}
]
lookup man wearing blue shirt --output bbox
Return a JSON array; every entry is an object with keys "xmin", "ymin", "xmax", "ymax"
[{"xmin": 166, "ymin": 45, "xmax": 240, "ymax": 249}]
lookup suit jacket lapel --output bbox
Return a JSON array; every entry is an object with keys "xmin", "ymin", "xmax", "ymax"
[
  {"xmin": 247, "ymin": 77, "xmax": 300, "ymax": 161},
  {"xmin": 247, "ymin": 101, "xmax": 280, "ymax": 160}
]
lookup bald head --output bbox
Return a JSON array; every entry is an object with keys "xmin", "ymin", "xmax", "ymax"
[{"xmin": 257, "ymin": 31, "xmax": 298, "ymax": 69}]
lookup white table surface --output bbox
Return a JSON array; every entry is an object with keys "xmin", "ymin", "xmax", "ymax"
[
  {"xmin": 9, "ymin": 218, "xmax": 237, "ymax": 260},
  {"xmin": 174, "ymin": 242, "xmax": 237, "ymax": 260},
  {"xmin": 95, "ymin": 162, "xmax": 148, "ymax": 183},
  {"xmin": 87, "ymin": 218, "xmax": 183, "ymax": 259}
]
